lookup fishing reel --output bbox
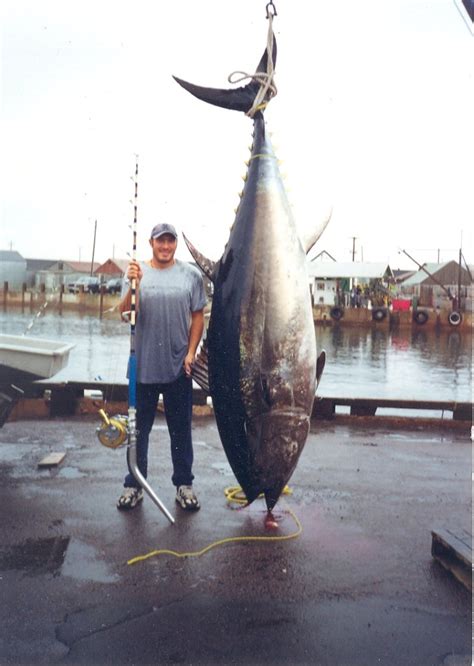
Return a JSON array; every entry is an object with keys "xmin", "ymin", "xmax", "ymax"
[{"xmin": 96, "ymin": 409, "xmax": 129, "ymax": 449}]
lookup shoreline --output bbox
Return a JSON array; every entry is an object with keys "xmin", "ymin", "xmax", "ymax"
[{"xmin": 1, "ymin": 291, "xmax": 472, "ymax": 330}]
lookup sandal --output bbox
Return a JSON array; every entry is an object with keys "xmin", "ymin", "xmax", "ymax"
[
  {"xmin": 117, "ymin": 487, "xmax": 144, "ymax": 510},
  {"xmin": 175, "ymin": 485, "xmax": 200, "ymax": 511}
]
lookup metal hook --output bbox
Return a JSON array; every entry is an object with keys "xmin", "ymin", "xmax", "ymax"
[{"xmin": 266, "ymin": 1, "xmax": 277, "ymax": 18}]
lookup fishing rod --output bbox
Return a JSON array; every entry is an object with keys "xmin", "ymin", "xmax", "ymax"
[{"xmin": 97, "ymin": 158, "xmax": 174, "ymax": 524}]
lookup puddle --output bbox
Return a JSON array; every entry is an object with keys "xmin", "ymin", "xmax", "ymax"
[
  {"xmin": 61, "ymin": 540, "xmax": 119, "ymax": 583},
  {"xmin": 194, "ymin": 440, "xmax": 211, "ymax": 449},
  {"xmin": 0, "ymin": 536, "xmax": 70, "ymax": 575},
  {"xmin": 0, "ymin": 537, "xmax": 119, "ymax": 583},
  {"xmin": 211, "ymin": 461, "xmax": 234, "ymax": 476},
  {"xmin": 57, "ymin": 466, "xmax": 86, "ymax": 479},
  {"xmin": 0, "ymin": 443, "xmax": 39, "ymax": 463}
]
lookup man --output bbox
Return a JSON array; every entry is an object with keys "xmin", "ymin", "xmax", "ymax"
[{"xmin": 117, "ymin": 222, "xmax": 206, "ymax": 511}]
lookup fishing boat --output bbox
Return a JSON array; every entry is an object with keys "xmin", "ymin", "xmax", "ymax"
[{"xmin": 0, "ymin": 334, "xmax": 74, "ymax": 426}]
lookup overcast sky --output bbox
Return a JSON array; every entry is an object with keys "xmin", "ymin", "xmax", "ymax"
[{"xmin": 1, "ymin": 0, "xmax": 473, "ymax": 271}]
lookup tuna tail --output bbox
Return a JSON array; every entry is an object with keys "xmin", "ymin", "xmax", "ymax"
[{"xmin": 173, "ymin": 37, "xmax": 277, "ymax": 115}]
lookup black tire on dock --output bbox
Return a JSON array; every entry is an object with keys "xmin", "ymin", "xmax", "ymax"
[
  {"xmin": 448, "ymin": 311, "xmax": 462, "ymax": 326},
  {"xmin": 330, "ymin": 306, "xmax": 344, "ymax": 321},
  {"xmin": 372, "ymin": 307, "xmax": 387, "ymax": 322},
  {"xmin": 413, "ymin": 310, "xmax": 429, "ymax": 325}
]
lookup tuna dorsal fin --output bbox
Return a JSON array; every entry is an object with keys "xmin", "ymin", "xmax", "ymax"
[
  {"xmin": 182, "ymin": 233, "xmax": 216, "ymax": 282},
  {"xmin": 316, "ymin": 350, "xmax": 326, "ymax": 389},
  {"xmin": 191, "ymin": 336, "xmax": 209, "ymax": 394},
  {"xmin": 302, "ymin": 209, "xmax": 333, "ymax": 255}
]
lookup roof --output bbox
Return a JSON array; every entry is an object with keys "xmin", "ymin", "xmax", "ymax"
[
  {"xmin": 25, "ymin": 258, "xmax": 57, "ymax": 271},
  {"xmin": 307, "ymin": 262, "xmax": 393, "ymax": 280},
  {"xmin": 0, "ymin": 250, "xmax": 25, "ymax": 263},
  {"xmin": 65, "ymin": 261, "xmax": 101, "ymax": 273},
  {"xmin": 392, "ymin": 269, "xmax": 416, "ymax": 282},
  {"xmin": 400, "ymin": 262, "xmax": 450, "ymax": 287},
  {"xmin": 95, "ymin": 258, "xmax": 129, "ymax": 274}
]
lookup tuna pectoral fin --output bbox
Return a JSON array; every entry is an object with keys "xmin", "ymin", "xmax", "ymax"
[
  {"xmin": 182, "ymin": 233, "xmax": 216, "ymax": 282},
  {"xmin": 316, "ymin": 350, "xmax": 326, "ymax": 389},
  {"xmin": 191, "ymin": 337, "xmax": 209, "ymax": 394},
  {"xmin": 173, "ymin": 37, "xmax": 277, "ymax": 114},
  {"xmin": 302, "ymin": 208, "xmax": 332, "ymax": 255}
]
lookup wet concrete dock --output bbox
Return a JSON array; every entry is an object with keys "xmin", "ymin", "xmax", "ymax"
[{"xmin": 0, "ymin": 415, "xmax": 471, "ymax": 665}]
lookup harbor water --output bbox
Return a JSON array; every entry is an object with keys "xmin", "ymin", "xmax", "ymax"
[{"xmin": 1, "ymin": 311, "xmax": 471, "ymax": 407}]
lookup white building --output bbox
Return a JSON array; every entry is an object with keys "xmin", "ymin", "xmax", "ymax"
[
  {"xmin": 0, "ymin": 250, "xmax": 27, "ymax": 289},
  {"xmin": 307, "ymin": 261, "xmax": 394, "ymax": 307}
]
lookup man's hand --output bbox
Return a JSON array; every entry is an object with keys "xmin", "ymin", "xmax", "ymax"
[
  {"xmin": 183, "ymin": 352, "xmax": 195, "ymax": 377},
  {"xmin": 127, "ymin": 260, "xmax": 143, "ymax": 284},
  {"xmin": 119, "ymin": 261, "xmax": 142, "ymax": 317},
  {"xmin": 184, "ymin": 310, "xmax": 204, "ymax": 377}
]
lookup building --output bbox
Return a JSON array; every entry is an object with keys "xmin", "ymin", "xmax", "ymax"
[
  {"xmin": 26, "ymin": 258, "xmax": 57, "ymax": 288},
  {"xmin": 95, "ymin": 258, "xmax": 129, "ymax": 278},
  {"xmin": 0, "ymin": 250, "xmax": 27, "ymax": 289},
  {"xmin": 307, "ymin": 261, "xmax": 394, "ymax": 307},
  {"xmin": 399, "ymin": 261, "xmax": 472, "ymax": 310},
  {"xmin": 31, "ymin": 260, "xmax": 102, "ymax": 291}
]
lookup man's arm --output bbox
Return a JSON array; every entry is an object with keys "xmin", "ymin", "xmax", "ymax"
[{"xmin": 183, "ymin": 309, "xmax": 205, "ymax": 377}]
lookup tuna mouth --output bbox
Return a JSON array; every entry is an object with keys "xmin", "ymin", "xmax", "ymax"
[
  {"xmin": 257, "ymin": 408, "xmax": 308, "ymax": 418},
  {"xmin": 246, "ymin": 407, "xmax": 310, "ymax": 431}
]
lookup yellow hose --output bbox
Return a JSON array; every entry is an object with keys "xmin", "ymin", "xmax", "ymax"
[{"xmin": 127, "ymin": 485, "xmax": 301, "ymax": 565}]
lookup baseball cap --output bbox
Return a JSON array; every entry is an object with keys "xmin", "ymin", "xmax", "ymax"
[{"xmin": 150, "ymin": 223, "xmax": 178, "ymax": 240}]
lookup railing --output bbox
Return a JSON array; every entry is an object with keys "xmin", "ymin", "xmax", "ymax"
[
  {"xmin": 312, "ymin": 396, "xmax": 471, "ymax": 421},
  {"xmin": 4, "ymin": 380, "xmax": 471, "ymax": 424}
]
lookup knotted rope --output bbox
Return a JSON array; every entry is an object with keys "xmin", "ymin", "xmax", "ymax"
[{"xmin": 227, "ymin": 10, "xmax": 277, "ymax": 118}]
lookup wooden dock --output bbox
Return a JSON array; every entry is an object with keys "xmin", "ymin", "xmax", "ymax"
[
  {"xmin": 431, "ymin": 527, "xmax": 472, "ymax": 591},
  {"xmin": 312, "ymin": 396, "xmax": 472, "ymax": 421},
  {"xmin": 2, "ymin": 380, "xmax": 472, "ymax": 427}
]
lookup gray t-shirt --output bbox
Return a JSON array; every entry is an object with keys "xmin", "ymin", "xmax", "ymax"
[{"xmin": 134, "ymin": 260, "xmax": 207, "ymax": 384}]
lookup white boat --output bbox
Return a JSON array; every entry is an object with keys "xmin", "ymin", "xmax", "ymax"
[{"xmin": 0, "ymin": 334, "xmax": 75, "ymax": 384}]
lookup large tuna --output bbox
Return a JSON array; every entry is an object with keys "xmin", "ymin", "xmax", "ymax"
[{"xmin": 174, "ymin": 35, "xmax": 329, "ymax": 511}]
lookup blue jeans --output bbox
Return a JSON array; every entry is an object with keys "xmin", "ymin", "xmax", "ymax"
[{"xmin": 124, "ymin": 373, "xmax": 194, "ymax": 489}]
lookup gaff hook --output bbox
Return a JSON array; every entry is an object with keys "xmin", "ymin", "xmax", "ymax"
[{"xmin": 266, "ymin": 1, "xmax": 277, "ymax": 19}]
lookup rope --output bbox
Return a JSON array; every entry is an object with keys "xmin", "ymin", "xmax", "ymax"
[
  {"xmin": 22, "ymin": 299, "xmax": 50, "ymax": 336},
  {"xmin": 227, "ymin": 12, "xmax": 277, "ymax": 118},
  {"xmin": 126, "ymin": 485, "xmax": 302, "ymax": 565}
]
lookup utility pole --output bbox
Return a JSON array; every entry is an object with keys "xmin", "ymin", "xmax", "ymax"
[
  {"xmin": 90, "ymin": 219, "xmax": 97, "ymax": 276},
  {"xmin": 351, "ymin": 237, "xmax": 357, "ymax": 262},
  {"xmin": 457, "ymin": 247, "xmax": 462, "ymax": 311}
]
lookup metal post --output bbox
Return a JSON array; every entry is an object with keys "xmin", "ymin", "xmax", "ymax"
[
  {"xmin": 457, "ymin": 248, "xmax": 462, "ymax": 312},
  {"xmin": 90, "ymin": 220, "xmax": 97, "ymax": 277},
  {"xmin": 59, "ymin": 284, "xmax": 64, "ymax": 316}
]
